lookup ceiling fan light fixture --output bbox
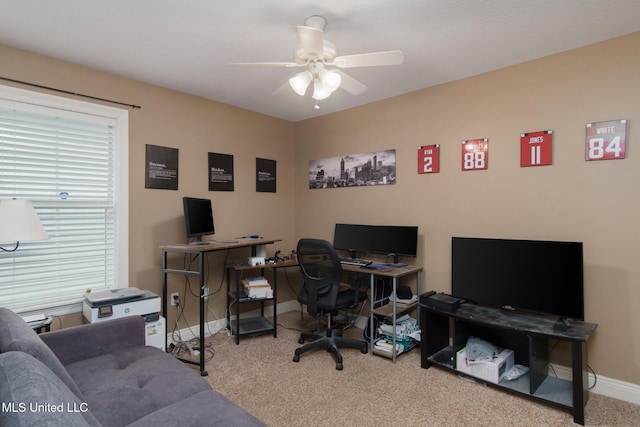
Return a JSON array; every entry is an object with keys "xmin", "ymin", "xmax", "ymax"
[
  {"xmin": 319, "ymin": 68, "xmax": 341, "ymax": 93},
  {"xmin": 289, "ymin": 71, "xmax": 313, "ymax": 96},
  {"xmin": 312, "ymin": 78, "xmax": 331, "ymax": 100}
]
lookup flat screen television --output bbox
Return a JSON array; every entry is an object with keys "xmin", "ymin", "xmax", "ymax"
[
  {"xmin": 451, "ymin": 237, "xmax": 584, "ymax": 321},
  {"xmin": 333, "ymin": 224, "xmax": 374, "ymax": 257},
  {"xmin": 371, "ymin": 225, "xmax": 419, "ymax": 266},
  {"xmin": 182, "ymin": 197, "xmax": 215, "ymax": 244}
]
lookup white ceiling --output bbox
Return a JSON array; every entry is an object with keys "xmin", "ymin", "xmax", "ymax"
[{"xmin": 1, "ymin": 1, "xmax": 640, "ymax": 122}]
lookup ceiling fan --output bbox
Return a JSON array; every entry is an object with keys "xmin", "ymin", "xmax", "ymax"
[{"xmin": 230, "ymin": 15, "xmax": 404, "ymax": 104}]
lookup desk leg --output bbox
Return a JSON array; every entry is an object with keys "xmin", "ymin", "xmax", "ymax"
[
  {"xmin": 369, "ymin": 273, "xmax": 375, "ymax": 356},
  {"xmin": 391, "ymin": 277, "xmax": 398, "ymax": 364},
  {"xmin": 198, "ymin": 252, "xmax": 208, "ymax": 376},
  {"xmin": 162, "ymin": 250, "xmax": 168, "ymax": 353},
  {"xmin": 272, "ymin": 269, "xmax": 277, "ymax": 338},
  {"xmin": 235, "ymin": 271, "xmax": 241, "ymax": 345},
  {"xmin": 226, "ymin": 268, "xmax": 231, "ymax": 335},
  {"xmin": 416, "ymin": 271, "xmax": 421, "ymax": 325}
]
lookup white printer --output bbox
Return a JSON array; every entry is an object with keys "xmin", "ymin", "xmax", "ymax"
[{"xmin": 82, "ymin": 287, "xmax": 165, "ymax": 351}]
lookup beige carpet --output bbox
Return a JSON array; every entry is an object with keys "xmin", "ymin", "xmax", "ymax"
[{"xmin": 197, "ymin": 311, "xmax": 639, "ymax": 426}]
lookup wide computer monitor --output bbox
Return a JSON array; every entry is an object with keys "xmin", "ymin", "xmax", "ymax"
[
  {"xmin": 333, "ymin": 224, "xmax": 374, "ymax": 257},
  {"xmin": 182, "ymin": 197, "xmax": 215, "ymax": 244},
  {"xmin": 371, "ymin": 225, "xmax": 418, "ymax": 266}
]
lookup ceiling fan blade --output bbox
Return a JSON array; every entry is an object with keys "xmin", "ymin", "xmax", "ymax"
[
  {"xmin": 272, "ymin": 81, "xmax": 292, "ymax": 96},
  {"xmin": 332, "ymin": 50, "xmax": 404, "ymax": 68},
  {"xmin": 229, "ymin": 62, "xmax": 303, "ymax": 68},
  {"xmin": 296, "ymin": 25, "xmax": 324, "ymax": 57},
  {"xmin": 335, "ymin": 70, "xmax": 368, "ymax": 95}
]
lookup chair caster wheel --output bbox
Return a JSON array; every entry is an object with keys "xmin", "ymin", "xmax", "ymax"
[
  {"xmin": 335, "ymin": 363, "xmax": 343, "ymax": 371},
  {"xmin": 360, "ymin": 347, "xmax": 368, "ymax": 354},
  {"xmin": 298, "ymin": 338, "xmax": 304, "ymax": 344},
  {"xmin": 293, "ymin": 355, "xmax": 300, "ymax": 363}
]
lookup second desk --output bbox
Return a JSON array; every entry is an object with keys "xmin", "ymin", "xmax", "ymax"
[{"xmin": 341, "ymin": 263, "xmax": 423, "ymax": 363}]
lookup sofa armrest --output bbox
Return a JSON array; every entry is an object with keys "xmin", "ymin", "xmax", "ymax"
[{"xmin": 40, "ymin": 316, "xmax": 146, "ymax": 366}]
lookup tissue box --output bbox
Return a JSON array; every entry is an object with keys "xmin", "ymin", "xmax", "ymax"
[{"xmin": 456, "ymin": 347, "xmax": 514, "ymax": 384}]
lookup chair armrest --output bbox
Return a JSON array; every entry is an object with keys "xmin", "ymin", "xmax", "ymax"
[{"xmin": 39, "ymin": 316, "xmax": 146, "ymax": 366}]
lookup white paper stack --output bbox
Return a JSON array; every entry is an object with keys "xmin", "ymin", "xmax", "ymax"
[{"xmin": 241, "ymin": 276, "xmax": 272, "ymax": 298}]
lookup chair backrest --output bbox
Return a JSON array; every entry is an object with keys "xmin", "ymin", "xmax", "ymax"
[{"xmin": 297, "ymin": 238, "xmax": 343, "ymax": 315}]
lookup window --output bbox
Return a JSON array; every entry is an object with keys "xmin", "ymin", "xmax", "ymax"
[{"xmin": 0, "ymin": 85, "xmax": 128, "ymax": 316}]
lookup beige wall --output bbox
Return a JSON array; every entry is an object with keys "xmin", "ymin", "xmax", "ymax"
[
  {"xmin": 294, "ymin": 32, "xmax": 640, "ymax": 384},
  {"xmin": 2, "ymin": 31, "xmax": 639, "ymax": 386},
  {"xmin": 0, "ymin": 44, "xmax": 297, "ymax": 332}
]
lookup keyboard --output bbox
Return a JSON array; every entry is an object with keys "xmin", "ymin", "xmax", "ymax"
[{"xmin": 339, "ymin": 257, "xmax": 373, "ymax": 266}]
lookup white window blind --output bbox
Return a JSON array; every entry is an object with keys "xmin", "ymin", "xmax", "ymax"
[{"xmin": 0, "ymin": 85, "xmax": 128, "ymax": 315}]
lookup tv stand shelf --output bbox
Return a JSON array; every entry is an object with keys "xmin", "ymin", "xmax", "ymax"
[{"xmin": 419, "ymin": 299, "xmax": 597, "ymax": 425}]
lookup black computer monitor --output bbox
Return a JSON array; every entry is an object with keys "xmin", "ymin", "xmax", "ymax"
[
  {"xmin": 182, "ymin": 197, "xmax": 215, "ymax": 244},
  {"xmin": 333, "ymin": 224, "xmax": 374, "ymax": 257},
  {"xmin": 371, "ymin": 225, "xmax": 418, "ymax": 266}
]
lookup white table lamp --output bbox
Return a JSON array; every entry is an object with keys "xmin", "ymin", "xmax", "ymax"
[{"xmin": 0, "ymin": 199, "xmax": 49, "ymax": 252}]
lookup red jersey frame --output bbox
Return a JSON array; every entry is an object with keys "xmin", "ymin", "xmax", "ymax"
[
  {"xmin": 520, "ymin": 130, "xmax": 553, "ymax": 167},
  {"xmin": 585, "ymin": 119, "xmax": 627, "ymax": 161},
  {"xmin": 418, "ymin": 145, "xmax": 440, "ymax": 174},
  {"xmin": 461, "ymin": 139, "xmax": 488, "ymax": 171}
]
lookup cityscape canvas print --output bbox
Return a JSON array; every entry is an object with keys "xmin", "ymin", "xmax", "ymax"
[{"xmin": 308, "ymin": 149, "xmax": 396, "ymax": 189}]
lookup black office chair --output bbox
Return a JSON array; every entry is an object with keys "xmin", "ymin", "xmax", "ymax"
[{"xmin": 292, "ymin": 238, "xmax": 369, "ymax": 370}]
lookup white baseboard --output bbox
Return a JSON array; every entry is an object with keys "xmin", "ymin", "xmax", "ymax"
[
  {"xmin": 167, "ymin": 306, "xmax": 640, "ymax": 406},
  {"xmin": 551, "ymin": 363, "xmax": 640, "ymax": 406}
]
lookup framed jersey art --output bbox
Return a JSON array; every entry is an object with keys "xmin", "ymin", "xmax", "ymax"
[
  {"xmin": 418, "ymin": 144, "xmax": 440, "ymax": 174},
  {"xmin": 585, "ymin": 119, "xmax": 627, "ymax": 161},
  {"xmin": 520, "ymin": 130, "xmax": 552, "ymax": 167},
  {"xmin": 461, "ymin": 139, "xmax": 488, "ymax": 171}
]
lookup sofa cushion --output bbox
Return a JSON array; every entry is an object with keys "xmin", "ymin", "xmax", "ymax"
[
  {"xmin": 64, "ymin": 345, "xmax": 215, "ymax": 426},
  {"xmin": 0, "ymin": 307, "xmax": 85, "ymax": 400},
  {"xmin": 40, "ymin": 315, "xmax": 146, "ymax": 366},
  {"xmin": 0, "ymin": 351, "xmax": 101, "ymax": 427},
  {"xmin": 127, "ymin": 389, "xmax": 265, "ymax": 426}
]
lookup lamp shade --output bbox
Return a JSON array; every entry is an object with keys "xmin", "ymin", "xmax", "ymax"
[
  {"xmin": 318, "ymin": 68, "xmax": 341, "ymax": 93},
  {"xmin": 0, "ymin": 199, "xmax": 49, "ymax": 243},
  {"xmin": 312, "ymin": 78, "xmax": 332, "ymax": 100},
  {"xmin": 289, "ymin": 71, "xmax": 313, "ymax": 96}
]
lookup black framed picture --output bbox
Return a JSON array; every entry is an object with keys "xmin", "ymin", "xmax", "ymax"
[
  {"xmin": 256, "ymin": 158, "xmax": 276, "ymax": 193},
  {"xmin": 145, "ymin": 144, "xmax": 179, "ymax": 190},
  {"xmin": 208, "ymin": 152, "xmax": 234, "ymax": 191}
]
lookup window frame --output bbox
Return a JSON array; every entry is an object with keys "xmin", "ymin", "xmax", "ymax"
[{"xmin": 0, "ymin": 84, "xmax": 129, "ymax": 316}]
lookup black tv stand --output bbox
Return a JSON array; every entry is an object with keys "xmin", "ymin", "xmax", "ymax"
[{"xmin": 419, "ymin": 298, "xmax": 597, "ymax": 425}]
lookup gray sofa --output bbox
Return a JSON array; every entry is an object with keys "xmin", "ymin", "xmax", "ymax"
[{"xmin": 0, "ymin": 307, "xmax": 265, "ymax": 426}]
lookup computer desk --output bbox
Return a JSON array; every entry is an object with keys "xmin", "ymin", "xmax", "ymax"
[
  {"xmin": 341, "ymin": 263, "xmax": 423, "ymax": 363},
  {"xmin": 161, "ymin": 238, "xmax": 281, "ymax": 376},
  {"xmin": 225, "ymin": 259, "xmax": 299, "ymax": 345}
]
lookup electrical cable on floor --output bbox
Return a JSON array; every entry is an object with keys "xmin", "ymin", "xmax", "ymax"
[
  {"xmin": 49, "ymin": 314, "xmax": 63, "ymax": 330},
  {"xmin": 168, "ymin": 250, "xmax": 234, "ymax": 363},
  {"xmin": 210, "ymin": 250, "xmax": 230, "ymax": 296},
  {"xmin": 171, "ymin": 296, "xmax": 187, "ymax": 343},
  {"xmin": 205, "ymin": 292, "xmax": 232, "ymax": 342},
  {"xmin": 588, "ymin": 365, "xmax": 597, "ymax": 389},
  {"xmin": 276, "ymin": 322, "xmax": 305, "ymax": 333},
  {"xmin": 544, "ymin": 338, "xmax": 598, "ymax": 389}
]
